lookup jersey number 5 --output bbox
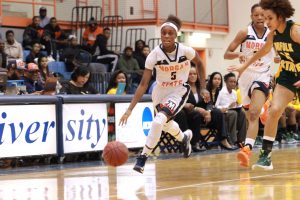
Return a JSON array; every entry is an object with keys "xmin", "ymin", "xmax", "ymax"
[{"xmin": 171, "ymin": 71, "xmax": 176, "ymax": 80}]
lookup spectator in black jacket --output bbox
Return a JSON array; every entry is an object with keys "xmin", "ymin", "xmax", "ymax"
[
  {"xmin": 92, "ymin": 27, "xmax": 118, "ymax": 72},
  {"xmin": 23, "ymin": 16, "xmax": 51, "ymax": 55}
]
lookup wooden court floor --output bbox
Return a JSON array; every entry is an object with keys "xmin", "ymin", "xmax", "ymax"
[{"xmin": 1, "ymin": 145, "xmax": 300, "ymax": 200}]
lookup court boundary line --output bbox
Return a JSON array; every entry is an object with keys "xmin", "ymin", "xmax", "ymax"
[{"xmin": 109, "ymin": 170, "xmax": 300, "ymax": 198}]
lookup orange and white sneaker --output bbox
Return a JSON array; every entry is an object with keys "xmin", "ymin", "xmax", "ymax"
[{"xmin": 237, "ymin": 145, "xmax": 252, "ymax": 167}]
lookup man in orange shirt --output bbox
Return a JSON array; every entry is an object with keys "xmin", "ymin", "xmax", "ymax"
[{"xmin": 83, "ymin": 17, "xmax": 103, "ymax": 54}]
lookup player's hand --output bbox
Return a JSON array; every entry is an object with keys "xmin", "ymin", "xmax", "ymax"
[
  {"xmin": 227, "ymin": 64, "xmax": 246, "ymax": 78},
  {"xmin": 119, "ymin": 109, "xmax": 132, "ymax": 126},
  {"xmin": 294, "ymin": 80, "xmax": 300, "ymax": 88},
  {"xmin": 238, "ymin": 53, "xmax": 247, "ymax": 64}
]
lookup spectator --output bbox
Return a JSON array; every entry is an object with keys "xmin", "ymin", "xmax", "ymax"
[
  {"xmin": 0, "ymin": 39, "xmax": 7, "ymax": 68},
  {"xmin": 133, "ymin": 39, "xmax": 146, "ymax": 69},
  {"xmin": 37, "ymin": 56, "xmax": 51, "ymax": 86},
  {"xmin": 4, "ymin": 30, "xmax": 23, "ymax": 61},
  {"xmin": 60, "ymin": 66, "xmax": 98, "ymax": 94},
  {"xmin": 23, "ymin": 16, "xmax": 51, "ymax": 55},
  {"xmin": 7, "ymin": 60, "xmax": 24, "ymax": 80},
  {"xmin": 106, "ymin": 70, "xmax": 129, "ymax": 94},
  {"xmin": 44, "ymin": 17, "xmax": 68, "ymax": 59},
  {"xmin": 93, "ymin": 27, "xmax": 118, "ymax": 72},
  {"xmin": 60, "ymin": 35, "xmax": 83, "ymax": 72},
  {"xmin": 185, "ymin": 66, "xmax": 234, "ymax": 151},
  {"xmin": 21, "ymin": 63, "xmax": 44, "ymax": 94},
  {"xmin": 39, "ymin": 7, "xmax": 50, "ymax": 28},
  {"xmin": 83, "ymin": 17, "xmax": 103, "ymax": 53},
  {"xmin": 206, "ymin": 72, "xmax": 223, "ymax": 105},
  {"xmin": 215, "ymin": 72, "xmax": 247, "ymax": 145},
  {"xmin": 25, "ymin": 42, "xmax": 43, "ymax": 64}
]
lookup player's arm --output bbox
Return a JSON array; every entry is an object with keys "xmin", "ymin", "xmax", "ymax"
[
  {"xmin": 228, "ymin": 31, "xmax": 274, "ymax": 75},
  {"xmin": 119, "ymin": 69, "xmax": 152, "ymax": 125},
  {"xmin": 224, "ymin": 29, "xmax": 247, "ymax": 60},
  {"xmin": 192, "ymin": 52, "xmax": 206, "ymax": 90},
  {"xmin": 291, "ymin": 24, "xmax": 300, "ymax": 88}
]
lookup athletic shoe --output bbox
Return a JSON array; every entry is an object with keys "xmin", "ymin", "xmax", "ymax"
[
  {"xmin": 133, "ymin": 154, "xmax": 148, "ymax": 174},
  {"xmin": 254, "ymin": 136, "xmax": 263, "ymax": 147},
  {"xmin": 281, "ymin": 132, "xmax": 296, "ymax": 144},
  {"xmin": 237, "ymin": 145, "xmax": 252, "ymax": 167},
  {"xmin": 252, "ymin": 149, "xmax": 273, "ymax": 170},
  {"xmin": 181, "ymin": 129, "xmax": 192, "ymax": 158}
]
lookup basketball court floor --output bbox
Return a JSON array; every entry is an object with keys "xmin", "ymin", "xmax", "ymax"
[{"xmin": 1, "ymin": 144, "xmax": 300, "ymax": 200}]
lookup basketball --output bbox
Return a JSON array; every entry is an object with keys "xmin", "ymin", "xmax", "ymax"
[{"xmin": 102, "ymin": 141, "xmax": 129, "ymax": 167}]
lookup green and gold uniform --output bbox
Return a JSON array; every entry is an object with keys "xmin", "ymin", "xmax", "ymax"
[{"xmin": 273, "ymin": 20, "xmax": 300, "ymax": 97}]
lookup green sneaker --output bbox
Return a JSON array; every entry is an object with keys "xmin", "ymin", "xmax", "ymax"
[
  {"xmin": 252, "ymin": 150, "xmax": 273, "ymax": 170},
  {"xmin": 254, "ymin": 136, "xmax": 263, "ymax": 147}
]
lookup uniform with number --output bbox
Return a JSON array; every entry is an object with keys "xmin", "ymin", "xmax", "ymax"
[
  {"xmin": 273, "ymin": 20, "xmax": 300, "ymax": 97},
  {"xmin": 145, "ymin": 42, "xmax": 195, "ymax": 117},
  {"xmin": 238, "ymin": 24, "xmax": 274, "ymax": 107}
]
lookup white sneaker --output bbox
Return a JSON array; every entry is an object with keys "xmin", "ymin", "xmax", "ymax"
[{"xmin": 182, "ymin": 130, "xmax": 192, "ymax": 158}]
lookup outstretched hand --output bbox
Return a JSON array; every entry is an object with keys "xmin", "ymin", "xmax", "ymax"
[
  {"xmin": 118, "ymin": 109, "xmax": 132, "ymax": 126},
  {"xmin": 227, "ymin": 64, "xmax": 246, "ymax": 78}
]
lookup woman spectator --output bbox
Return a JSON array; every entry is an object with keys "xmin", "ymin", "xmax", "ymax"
[
  {"xmin": 60, "ymin": 66, "xmax": 98, "ymax": 94},
  {"xmin": 185, "ymin": 66, "xmax": 234, "ymax": 151},
  {"xmin": 207, "ymin": 72, "xmax": 223, "ymax": 106},
  {"xmin": 106, "ymin": 70, "xmax": 129, "ymax": 94},
  {"xmin": 37, "ymin": 56, "xmax": 51, "ymax": 86}
]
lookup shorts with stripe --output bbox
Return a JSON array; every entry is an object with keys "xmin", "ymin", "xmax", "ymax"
[
  {"xmin": 152, "ymin": 83, "xmax": 191, "ymax": 118},
  {"xmin": 238, "ymin": 68, "xmax": 271, "ymax": 107}
]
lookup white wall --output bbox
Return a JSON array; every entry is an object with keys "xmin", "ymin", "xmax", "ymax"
[{"xmin": 183, "ymin": 0, "xmax": 300, "ymax": 77}]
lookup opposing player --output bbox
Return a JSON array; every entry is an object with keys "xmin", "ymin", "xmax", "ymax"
[
  {"xmin": 228, "ymin": 0, "xmax": 300, "ymax": 170},
  {"xmin": 224, "ymin": 3, "xmax": 274, "ymax": 168},
  {"xmin": 119, "ymin": 15, "xmax": 207, "ymax": 173}
]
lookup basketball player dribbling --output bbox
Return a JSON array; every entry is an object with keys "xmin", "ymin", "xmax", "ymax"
[{"xmin": 119, "ymin": 15, "xmax": 207, "ymax": 174}]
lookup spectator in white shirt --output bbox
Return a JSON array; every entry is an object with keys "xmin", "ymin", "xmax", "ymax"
[
  {"xmin": 4, "ymin": 30, "xmax": 23, "ymax": 61},
  {"xmin": 215, "ymin": 72, "xmax": 246, "ymax": 145}
]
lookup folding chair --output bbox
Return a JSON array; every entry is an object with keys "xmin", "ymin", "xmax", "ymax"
[{"xmin": 198, "ymin": 125, "xmax": 219, "ymax": 149}]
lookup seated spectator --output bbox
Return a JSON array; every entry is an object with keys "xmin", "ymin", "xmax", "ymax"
[
  {"xmin": 215, "ymin": 72, "xmax": 247, "ymax": 145},
  {"xmin": 83, "ymin": 17, "xmax": 103, "ymax": 53},
  {"xmin": 39, "ymin": 7, "xmax": 50, "ymax": 28},
  {"xmin": 4, "ymin": 30, "xmax": 23, "ymax": 61},
  {"xmin": 185, "ymin": 66, "xmax": 234, "ymax": 151},
  {"xmin": 23, "ymin": 16, "xmax": 51, "ymax": 55},
  {"xmin": 207, "ymin": 72, "xmax": 223, "ymax": 105},
  {"xmin": 25, "ymin": 42, "xmax": 44, "ymax": 63},
  {"xmin": 60, "ymin": 66, "xmax": 98, "ymax": 94},
  {"xmin": 117, "ymin": 46, "xmax": 142, "ymax": 93},
  {"xmin": 60, "ymin": 35, "xmax": 83, "ymax": 72},
  {"xmin": 44, "ymin": 17, "xmax": 68, "ymax": 59},
  {"xmin": 0, "ymin": 39, "xmax": 7, "ymax": 68},
  {"xmin": 93, "ymin": 27, "xmax": 118, "ymax": 72},
  {"xmin": 7, "ymin": 60, "xmax": 25, "ymax": 80},
  {"xmin": 37, "ymin": 56, "xmax": 51, "ymax": 86},
  {"xmin": 21, "ymin": 63, "xmax": 44, "ymax": 94},
  {"xmin": 133, "ymin": 39, "xmax": 146, "ymax": 69},
  {"xmin": 106, "ymin": 70, "xmax": 129, "ymax": 94}
]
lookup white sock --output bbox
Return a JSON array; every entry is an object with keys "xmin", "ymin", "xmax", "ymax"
[
  {"xmin": 245, "ymin": 138, "xmax": 255, "ymax": 148},
  {"xmin": 163, "ymin": 120, "xmax": 184, "ymax": 141},
  {"xmin": 263, "ymin": 136, "xmax": 275, "ymax": 141},
  {"xmin": 142, "ymin": 112, "xmax": 167, "ymax": 155}
]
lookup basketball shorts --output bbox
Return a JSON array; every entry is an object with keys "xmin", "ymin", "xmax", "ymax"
[
  {"xmin": 152, "ymin": 83, "xmax": 191, "ymax": 118},
  {"xmin": 238, "ymin": 68, "xmax": 271, "ymax": 107},
  {"xmin": 276, "ymin": 69, "xmax": 300, "ymax": 98}
]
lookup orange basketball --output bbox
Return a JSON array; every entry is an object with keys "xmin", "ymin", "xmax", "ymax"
[{"xmin": 102, "ymin": 141, "xmax": 129, "ymax": 167}]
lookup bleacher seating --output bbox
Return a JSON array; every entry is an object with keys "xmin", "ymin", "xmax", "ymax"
[{"xmin": 48, "ymin": 61, "xmax": 71, "ymax": 80}]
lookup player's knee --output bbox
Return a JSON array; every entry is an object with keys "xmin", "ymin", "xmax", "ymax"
[
  {"xmin": 268, "ymin": 105, "xmax": 282, "ymax": 119},
  {"xmin": 165, "ymin": 121, "xmax": 179, "ymax": 135},
  {"xmin": 249, "ymin": 108, "xmax": 260, "ymax": 121}
]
